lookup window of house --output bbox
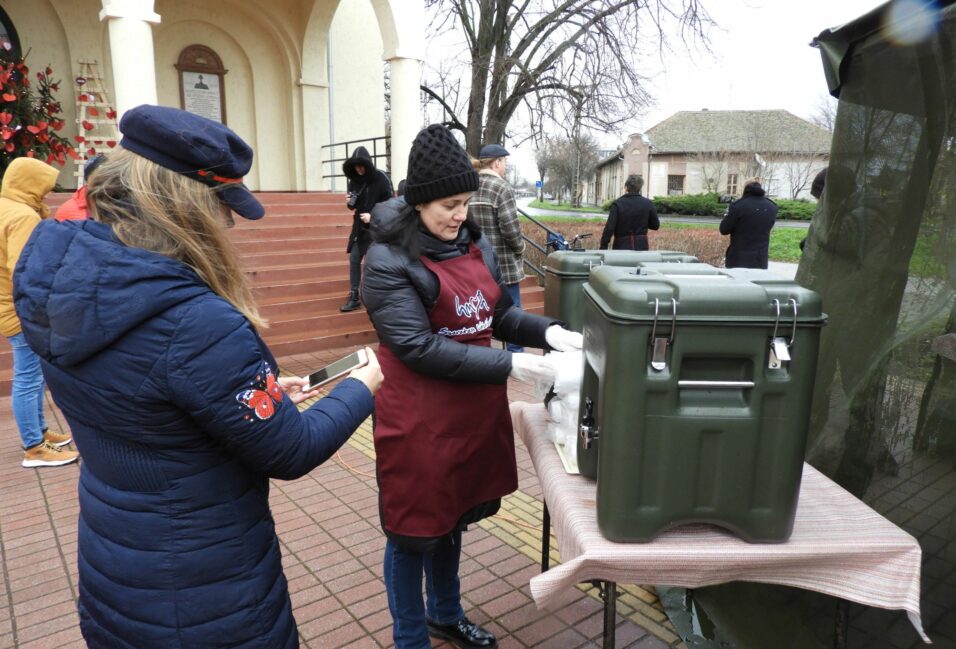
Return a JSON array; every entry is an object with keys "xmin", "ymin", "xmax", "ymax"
[
  {"xmin": 0, "ymin": 7, "xmax": 21, "ymax": 59},
  {"xmin": 727, "ymin": 173, "xmax": 739, "ymax": 195},
  {"xmin": 667, "ymin": 174, "xmax": 685, "ymax": 196}
]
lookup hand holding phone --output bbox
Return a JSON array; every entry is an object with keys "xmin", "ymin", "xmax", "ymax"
[
  {"xmin": 304, "ymin": 348, "xmax": 370, "ymax": 391},
  {"xmin": 347, "ymin": 347, "xmax": 383, "ymax": 395}
]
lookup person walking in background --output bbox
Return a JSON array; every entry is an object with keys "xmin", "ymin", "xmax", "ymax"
[
  {"xmin": 54, "ymin": 155, "xmax": 105, "ymax": 221},
  {"xmin": 719, "ymin": 178, "xmax": 777, "ymax": 269},
  {"xmin": 340, "ymin": 145, "xmax": 392, "ymax": 312},
  {"xmin": 362, "ymin": 124, "xmax": 582, "ymax": 649},
  {"xmin": 469, "ymin": 143, "xmax": 526, "ymax": 352},
  {"xmin": 1, "ymin": 157, "xmax": 79, "ymax": 467},
  {"xmin": 13, "ymin": 105, "xmax": 383, "ymax": 648},
  {"xmin": 599, "ymin": 174, "xmax": 660, "ymax": 250}
]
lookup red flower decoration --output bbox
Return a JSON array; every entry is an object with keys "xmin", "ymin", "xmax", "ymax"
[
  {"xmin": 81, "ymin": 120, "xmax": 94, "ymax": 130},
  {"xmin": 2, "ymin": 93, "xmax": 15, "ymax": 102}
]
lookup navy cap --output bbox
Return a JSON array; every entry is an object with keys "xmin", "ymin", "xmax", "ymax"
[
  {"xmin": 118, "ymin": 105, "xmax": 264, "ymax": 220},
  {"xmin": 478, "ymin": 143, "xmax": 510, "ymax": 159}
]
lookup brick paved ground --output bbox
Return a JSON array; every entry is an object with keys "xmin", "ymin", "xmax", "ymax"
[{"xmin": 0, "ymin": 342, "xmax": 686, "ymax": 649}]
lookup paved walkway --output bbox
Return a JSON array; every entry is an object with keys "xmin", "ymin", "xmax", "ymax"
[{"xmin": 0, "ymin": 342, "xmax": 686, "ymax": 649}]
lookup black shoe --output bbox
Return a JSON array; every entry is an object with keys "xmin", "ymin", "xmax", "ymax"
[
  {"xmin": 339, "ymin": 290, "xmax": 361, "ymax": 312},
  {"xmin": 427, "ymin": 617, "xmax": 497, "ymax": 648}
]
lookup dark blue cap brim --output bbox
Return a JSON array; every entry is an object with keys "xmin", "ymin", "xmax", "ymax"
[{"xmin": 219, "ymin": 184, "xmax": 265, "ymax": 220}]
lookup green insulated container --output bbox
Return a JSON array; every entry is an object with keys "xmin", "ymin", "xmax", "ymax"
[
  {"xmin": 576, "ymin": 266, "xmax": 826, "ymax": 542},
  {"xmin": 544, "ymin": 250, "xmax": 699, "ymax": 331}
]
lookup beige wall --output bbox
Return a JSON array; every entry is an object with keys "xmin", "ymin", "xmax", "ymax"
[
  {"xmin": 1, "ymin": 0, "xmax": 394, "ymax": 190},
  {"xmin": 328, "ymin": 0, "xmax": 387, "ymax": 186}
]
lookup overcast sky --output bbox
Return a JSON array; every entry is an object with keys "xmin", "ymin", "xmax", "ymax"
[{"xmin": 502, "ymin": 0, "xmax": 888, "ymax": 181}]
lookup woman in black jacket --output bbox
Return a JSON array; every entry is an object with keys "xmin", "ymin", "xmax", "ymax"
[{"xmin": 361, "ymin": 125, "xmax": 581, "ymax": 649}]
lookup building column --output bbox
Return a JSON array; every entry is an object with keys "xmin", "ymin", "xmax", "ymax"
[
  {"xmin": 299, "ymin": 78, "xmax": 330, "ymax": 190},
  {"xmin": 99, "ymin": 0, "xmax": 161, "ymax": 119},
  {"xmin": 387, "ymin": 55, "xmax": 422, "ymax": 188}
]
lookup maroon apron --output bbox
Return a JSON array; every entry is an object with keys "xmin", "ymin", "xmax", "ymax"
[{"xmin": 374, "ymin": 244, "xmax": 517, "ymax": 538}]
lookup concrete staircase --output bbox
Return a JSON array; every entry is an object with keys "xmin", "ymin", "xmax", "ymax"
[{"xmin": 0, "ymin": 192, "xmax": 544, "ymax": 391}]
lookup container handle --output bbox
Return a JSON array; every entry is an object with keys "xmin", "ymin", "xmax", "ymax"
[{"xmin": 678, "ymin": 380, "xmax": 756, "ymax": 389}]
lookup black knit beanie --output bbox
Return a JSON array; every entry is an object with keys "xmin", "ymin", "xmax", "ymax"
[{"xmin": 404, "ymin": 125, "xmax": 478, "ymax": 205}]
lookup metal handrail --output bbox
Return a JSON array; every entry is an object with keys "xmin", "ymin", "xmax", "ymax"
[
  {"xmin": 517, "ymin": 207, "xmax": 561, "ymax": 279},
  {"xmin": 321, "ymin": 135, "xmax": 390, "ymax": 190}
]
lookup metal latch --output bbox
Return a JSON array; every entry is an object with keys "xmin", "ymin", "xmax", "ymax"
[
  {"xmin": 769, "ymin": 298, "xmax": 798, "ymax": 369},
  {"xmin": 650, "ymin": 298, "xmax": 677, "ymax": 371},
  {"xmin": 579, "ymin": 397, "xmax": 599, "ymax": 450}
]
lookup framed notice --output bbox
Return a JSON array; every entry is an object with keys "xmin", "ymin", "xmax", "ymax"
[{"xmin": 176, "ymin": 45, "xmax": 227, "ymax": 124}]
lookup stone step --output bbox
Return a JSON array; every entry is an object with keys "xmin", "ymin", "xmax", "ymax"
[{"xmin": 1, "ymin": 193, "xmax": 547, "ymax": 393}]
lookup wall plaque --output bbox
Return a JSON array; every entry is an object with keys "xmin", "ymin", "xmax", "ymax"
[{"xmin": 176, "ymin": 45, "xmax": 227, "ymax": 124}]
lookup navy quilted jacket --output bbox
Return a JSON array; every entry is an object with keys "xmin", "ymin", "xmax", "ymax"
[{"xmin": 13, "ymin": 219, "xmax": 374, "ymax": 648}]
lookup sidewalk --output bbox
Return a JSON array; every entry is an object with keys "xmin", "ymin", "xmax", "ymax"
[{"xmin": 0, "ymin": 343, "xmax": 685, "ymax": 649}]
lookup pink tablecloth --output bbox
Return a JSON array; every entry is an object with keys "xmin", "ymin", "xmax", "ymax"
[{"xmin": 511, "ymin": 401, "xmax": 929, "ymax": 643}]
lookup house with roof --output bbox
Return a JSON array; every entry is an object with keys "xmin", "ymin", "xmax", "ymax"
[{"xmin": 586, "ymin": 109, "xmax": 831, "ymax": 204}]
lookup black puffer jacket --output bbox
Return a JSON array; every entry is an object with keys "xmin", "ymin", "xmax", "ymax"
[
  {"xmin": 343, "ymin": 146, "xmax": 393, "ymax": 252},
  {"xmin": 719, "ymin": 184, "xmax": 777, "ymax": 269},
  {"xmin": 361, "ymin": 198, "xmax": 558, "ymax": 381}
]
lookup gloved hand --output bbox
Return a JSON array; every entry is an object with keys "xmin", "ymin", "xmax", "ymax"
[
  {"xmin": 545, "ymin": 325, "xmax": 583, "ymax": 352},
  {"xmin": 510, "ymin": 352, "xmax": 557, "ymax": 384}
]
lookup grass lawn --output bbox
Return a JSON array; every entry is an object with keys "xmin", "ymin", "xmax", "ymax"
[{"xmin": 528, "ymin": 199, "xmax": 606, "ymax": 214}]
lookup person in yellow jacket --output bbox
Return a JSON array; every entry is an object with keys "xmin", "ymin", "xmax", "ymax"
[{"xmin": 1, "ymin": 158, "xmax": 79, "ymax": 467}]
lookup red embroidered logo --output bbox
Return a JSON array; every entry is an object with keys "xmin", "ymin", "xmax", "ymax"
[{"xmin": 236, "ymin": 364, "xmax": 284, "ymax": 421}]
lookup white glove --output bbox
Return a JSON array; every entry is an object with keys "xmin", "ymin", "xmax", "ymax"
[
  {"xmin": 510, "ymin": 353, "xmax": 557, "ymax": 384},
  {"xmin": 545, "ymin": 325, "xmax": 583, "ymax": 352}
]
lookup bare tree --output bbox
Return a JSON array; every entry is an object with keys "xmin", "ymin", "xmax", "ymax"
[
  {"xmin": 542, "ymin": 134, "xmax": 601, "ymax": 200},
  {"xmin": 810, "ymin": 93, "xmax": 838, "ymax": 132},
  {"xmin": 780, "ymin": 152, "xmax": 828, "ymax": 199},
  {"xmin": 424, "ymin": 0, "xmax": 712, "ymax": 154},
  {"xmin": 690, "ymin": 151, "xmax": 729, "ymax": 193}
]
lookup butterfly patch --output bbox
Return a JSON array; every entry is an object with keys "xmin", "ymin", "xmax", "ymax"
[{"xmin": 236, "ymin": 363, "xmax": 284, "ymax": 421}]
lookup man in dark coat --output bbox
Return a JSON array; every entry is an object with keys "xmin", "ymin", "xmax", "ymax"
[
  {"xmin": 719, "ymin": 179, "xmax": 777, "ymax": 269},
  {"xmin": 340, "ymin": 146, "xmax": 392, "ymax": 311},
  {"xmin": 600, "ymin": 174, "xmax": 660, "ymax": 250}
]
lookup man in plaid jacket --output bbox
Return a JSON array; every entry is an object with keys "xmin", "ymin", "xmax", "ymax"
[{"xmin": 469, "ymin": 144, "xmax": 526, "ymax": 352}]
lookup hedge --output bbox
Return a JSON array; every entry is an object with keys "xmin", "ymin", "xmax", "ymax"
[{"xmin": 644, "ymin": 193, "xmax": 816, "ymax": 221}]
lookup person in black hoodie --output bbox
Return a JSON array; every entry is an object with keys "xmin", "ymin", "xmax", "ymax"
[
  {"xmin": 719, "ymin": 178, "xmax": 777, "ymax": 269},
  {"xmin": 340, "ymin": 146, "xmax": 393, "ymax": 311}
]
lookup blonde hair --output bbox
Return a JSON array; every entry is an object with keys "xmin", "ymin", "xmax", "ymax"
[
  {"xmin": 85, "ymin": 147, "xmax": 266, "ymax": 330},
  {"xmin": 471, "ymin": 156, "xmax": 499, "ymax": 171}
]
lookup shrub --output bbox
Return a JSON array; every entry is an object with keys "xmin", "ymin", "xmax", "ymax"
[
  {"xmin": 652, "ymin": 193, "xmax": 724, "ymax": 217},
  {"xmin": 600, "ymin": 197, "xmax": 615, "ymax": 211},
  {"xmin": 775, "ymin": 199, "xmax": 817, "ymax": 221},
  {"xmin": 652, "ymin": 192, "xmax": 817, "ymax": 221}
]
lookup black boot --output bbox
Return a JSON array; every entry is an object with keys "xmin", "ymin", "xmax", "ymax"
[
  {"xmin": 339, "ymin": 289, "xmax": 361, "ymax": 312},
  {"xmin": 427, "ymin": 617, "xmax": 497, "ymax": 648}
]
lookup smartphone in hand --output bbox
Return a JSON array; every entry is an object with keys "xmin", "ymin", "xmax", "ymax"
[{"xmin": 304, "ymin": 349, "xmax": 369, "ymax": 391}]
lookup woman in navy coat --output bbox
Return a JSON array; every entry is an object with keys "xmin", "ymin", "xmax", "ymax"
[{"xmin": 13, "ymin": 105, "xmax": 383, "ymax": 648}]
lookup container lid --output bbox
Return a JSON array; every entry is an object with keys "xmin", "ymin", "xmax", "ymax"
[
  {"xmin": 584, "ymin": 265, "xmax": 826, "ymax": 323},
  {"xmin": 544, "ymin": 250, "xmax": 700, "ymax": 277}
]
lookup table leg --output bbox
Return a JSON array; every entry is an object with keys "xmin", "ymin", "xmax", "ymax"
[
  {"xmin": 834, "ymin": 600, "xmax": 849, "ymax": 649},
  {"xmin": 541, "ymin": 501, "xmax": 551, "ymax": 572},
  {"xmin": 602, "ymin": 580, "xmax": 617, "ymax": 649}
]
